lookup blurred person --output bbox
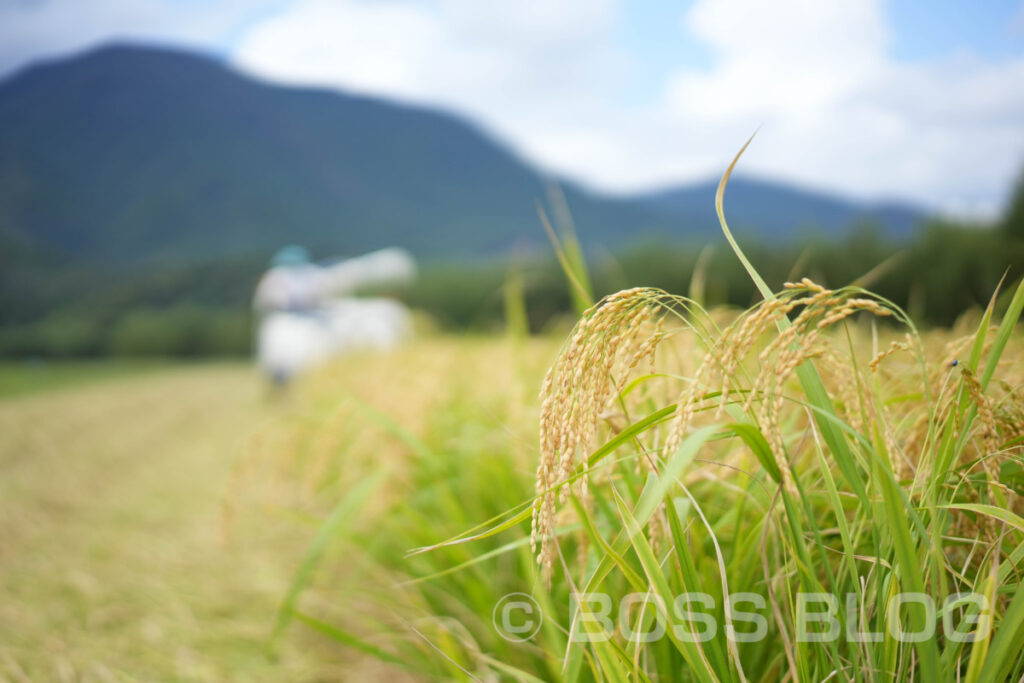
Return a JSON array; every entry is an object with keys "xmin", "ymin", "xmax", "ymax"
[{"xmin": 253, "ymin": 245, "xmax": 415, "ymax": 387}]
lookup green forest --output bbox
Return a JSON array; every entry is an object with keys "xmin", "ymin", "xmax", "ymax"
[{"xmin": 2, "ymin": 171, "xmax": 1022, "ymax": 358}]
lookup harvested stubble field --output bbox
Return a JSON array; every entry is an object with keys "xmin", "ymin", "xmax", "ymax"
[
  {"xmin": 0, "ymin": 339, "xmax": 556, "ymax": 680},
  {"xmin": 0, "ymin": 364, "xmax": 329, "ymax": 679},
  {"xmin": 2, "ymin": 278, "xmax": 1023, "ymax": 682}
]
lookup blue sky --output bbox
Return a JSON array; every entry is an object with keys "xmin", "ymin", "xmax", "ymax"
[
  {"xmin": 619, "ymin": 1, "xmax": 1024, "ymax": 102},
  {"xmin": 1, "ymin": 0, "xmax": 1022, "ymax": 215},
  {"xmin": 889, "ymin": 0, "xmax": 1022, "ymax": 61}
]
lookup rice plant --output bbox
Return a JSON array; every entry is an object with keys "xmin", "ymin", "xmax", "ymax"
[
  {"xmin": 515, "ymin": 275, "xmax": 1024, "ymax": 681},
  {"xmin": 277, "ymin": 148, "xmax": 1024, "ymax": 681}
]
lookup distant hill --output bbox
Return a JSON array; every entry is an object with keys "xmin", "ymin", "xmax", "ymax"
[
  {"xmin": 641, "ymin": 179, "xmax": 922, "ymax": 239},
  {"xmin": 0, "ymin": 43, "xmax": 926, "ymax": 266}
]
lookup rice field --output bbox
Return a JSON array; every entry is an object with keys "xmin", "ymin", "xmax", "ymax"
[
  {"xmin": 2, "ymin": 280, "xmax": 1022, "ymax": 681},
  {"xmin": 0, "ymin": 339, "xmax": 559, "ymax": 680},
  {"xmin": 3, "ymin": 172, "xmax": 1023, "ymax": 681},
  {"xmin": 0, "ymin": 364, "xmax": 344, "ymax": 679}
]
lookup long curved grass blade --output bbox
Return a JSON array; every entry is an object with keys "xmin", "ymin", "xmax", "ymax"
[
  {"xmin": 634, "ymin": 425, "xmax": 719, "ymax": 524},
  {"xmin": 611, "ymin": 489, "xmax": 722, "ymax": 682},
  {"xmin": 478, "ymin": 654, "xmax": 551, "ymax": 683},
  {"xmin": 587, "ymin": 405, "xmax": 677, "ymax": 466},
  {"xmin": 717, "ymin": 136, "xmax": 871, "ymax": 507},
  {"xmin": 938, "ymin": 504, "xmax": 1024, "ymax": 534},
  {"xmin": 980, "ymin": 275, "xmax": 1024, "ymax": 390},
  {"xmin": 725, "ymin": 422, "xmax": 782, "ymax": 483},
  {"xmin": 966, "ymin": 272, "xmax": 1004, "ymax": 374},
  {"xmin": 876, "ymin": 458, "xmax": 940, "ymax": 680},
  {"xmin": 978, "ymin": 581, "xmax": 1024, "ymax": 681},
  {"xmin": 407, "ymin": 403, "xmax": 685, "ymax": 556},
  {"xmin": 407, "ymin": 504, "xmax": 533, "ymax": 555},
  {"xmin": 716, "ymin": 133, "xmax": 773, "ymax": 301},
  {"xmin": 397, "ymin": 534, "xmax": 532, "ymax": 586},
  {"xmin": 293, "ymin": 610, "xmax": 417, "ymax": 671},
  {"xmin": 569, "ymin": 495, "xmax": 647, "ymax": 591},
  {"xmin": 539, "ymin": 203, "xmax": 593, "ymax": 314},
  {"xmin": 270, "ymin": 468, "xmax": 388, "ymax": 647},
  {"xmin": 962, "ymin": 559, "xmax": 998, "ymax": 683}
]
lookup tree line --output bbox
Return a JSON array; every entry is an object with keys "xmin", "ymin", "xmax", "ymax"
[{"xmin": 2, "ymin": 174, "xmax": 1022, "ymax": 358}]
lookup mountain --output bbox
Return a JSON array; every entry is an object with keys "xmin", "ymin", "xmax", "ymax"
[
  {"xmin": 642, "ymin": 179, "xmax": 922, "ymax": 239},
  {"xmin": 0, "ymin": 43, "xmax": 925, "ymax": 266}
]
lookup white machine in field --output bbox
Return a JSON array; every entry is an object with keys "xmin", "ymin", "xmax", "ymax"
[{"xmin": 253, "ymin": 246, "xmax": 415, "ymax": 386}]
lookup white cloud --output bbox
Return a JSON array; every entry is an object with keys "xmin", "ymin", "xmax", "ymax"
[
  {"xmin": 231, "ymin": 0, "xmax": 1024, "ymax": 215},
  {"xmin": 5, "ymin": 0, "xmax": 1019, "ymax": 214},
  {"xmin": 232, "ymin": 0, "xmax": 627, "ymax": 162},
  {"xmin": 659, "ymin": 0, "xmax": 1024, "ymax": 215},
  {"xmin": 0, "ymin": 0, "xmax": 279, "ymax": 77},
  {"xmin": 673, "ymin": 0, "xmax": 889, "ymax": 121}
]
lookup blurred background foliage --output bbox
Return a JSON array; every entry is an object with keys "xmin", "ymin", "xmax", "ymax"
[{"xmin": 2, "ymin": 174, "xmax": 1022, "ymax": 358}]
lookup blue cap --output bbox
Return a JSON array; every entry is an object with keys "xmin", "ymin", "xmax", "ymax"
[{"xmin": 270, "ymin": 245, "xmax": 311, "ymax": 268}]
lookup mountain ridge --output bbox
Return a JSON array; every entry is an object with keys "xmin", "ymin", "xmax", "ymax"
[{"xmin": 0, "ymin": 43, "xmax": 927, "ymax": 266}]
